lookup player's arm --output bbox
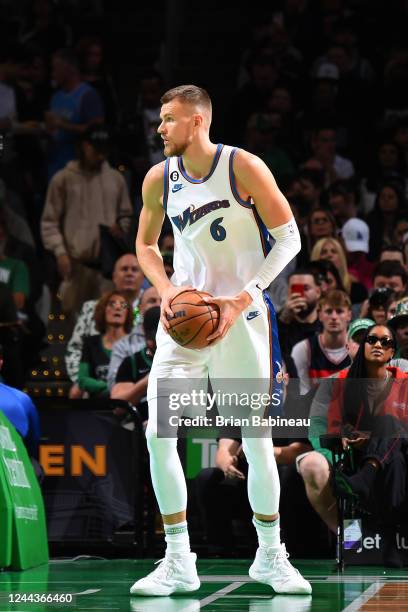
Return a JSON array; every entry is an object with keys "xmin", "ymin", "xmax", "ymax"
[
  {"xmin": 136, "ymin": 163, "xmax": 195, "ymax": 331},
  {"xmin": 136, "ymin": 163, "xmax": 169, "ymax": 293},
  {"xmin": 233, "ymin": 150, "xmax": 301, "ymax": 302}
]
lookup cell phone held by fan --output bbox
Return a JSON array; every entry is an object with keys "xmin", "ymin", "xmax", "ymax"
[{"xmin": 290, "ymin": 283, "xmax": 305, "ymax": 297}]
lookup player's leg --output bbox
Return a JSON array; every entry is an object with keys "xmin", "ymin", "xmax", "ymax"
[
  {"xmin": 131, "ymin": 328, "xmax": 208, "ymax": 596},
  {"xmin": 210, "ymin": 294, "xmax": 311, "ymax": 594}
]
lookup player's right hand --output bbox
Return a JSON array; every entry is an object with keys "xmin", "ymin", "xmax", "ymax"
[{"xmin": 159, "ymin": 285, "xmax": 197, "ymax": 332}]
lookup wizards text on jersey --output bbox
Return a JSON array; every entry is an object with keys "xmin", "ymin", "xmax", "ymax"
[{"xmin": 171, "ymin": 199, "xmax": 230, "ymax": 233}]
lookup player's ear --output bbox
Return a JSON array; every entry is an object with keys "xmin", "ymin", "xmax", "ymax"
[{"xmin": 193, "ymin": 113, "xmax": 203, "ymax": 127}]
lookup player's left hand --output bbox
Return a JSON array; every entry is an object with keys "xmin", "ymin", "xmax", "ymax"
[{"xmin": 203, "ymin": 291, "xmax": 252, "ymax": 345}]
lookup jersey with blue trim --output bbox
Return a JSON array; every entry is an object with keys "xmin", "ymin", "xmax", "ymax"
[{"xmin": 164, "ymin": 144, "xmax": 270, "ymax": 297}]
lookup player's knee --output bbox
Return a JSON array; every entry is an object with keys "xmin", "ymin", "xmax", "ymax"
[
  {"xmin": 145, "ymin": 424, "xmax": 176, "ymax": 457},
  {"xmin": 242, "ymin": 435, "xmax": 273, "ymax": 462},
  {"xmin": 298, "ymin": 451, "xmax": 330, "ymax": 486}
]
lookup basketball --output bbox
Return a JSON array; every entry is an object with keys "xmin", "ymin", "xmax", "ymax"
[{"xmin": 167, "ymin": 290, "xmax": 220, "ymax": 349}]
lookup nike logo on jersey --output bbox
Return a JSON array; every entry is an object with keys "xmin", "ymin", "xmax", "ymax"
[
  {"xmin": 171, "ymin": 199, "xmax": 231, "ymax": 233},
  {"xmin": 246, "ymin": 310, "xmax": 261, "ymax": 320},
  {"xmin": 172, "ymin": 183, "xmax": 185, "ymax": 193}
]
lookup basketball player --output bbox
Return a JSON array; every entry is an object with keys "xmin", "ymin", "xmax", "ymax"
[{"xmin": 131, "ymin": 85, "xmax": 311, "ymax": 596}]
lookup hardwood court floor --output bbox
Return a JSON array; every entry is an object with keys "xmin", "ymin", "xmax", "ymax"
[{"xmin": 1, "ymin": 558, "xmax": 408, "ymax": 611}]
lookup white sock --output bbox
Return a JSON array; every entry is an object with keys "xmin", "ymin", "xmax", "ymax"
[
  {"xmin": 164, "ymin": 520, "xmax": 190, "ymax": 554},
  {"xmin": 253, "ymin": 515, "xmax": 281, "ymax": 550}
]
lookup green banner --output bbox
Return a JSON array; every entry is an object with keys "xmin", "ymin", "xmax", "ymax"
[
  {"xmin": 0, "ymin": 412, "xmax": 49, "ymax": 570},
  {"xmin": 186, "ymin": 436, "xmax": 218, "ymax": 479}
]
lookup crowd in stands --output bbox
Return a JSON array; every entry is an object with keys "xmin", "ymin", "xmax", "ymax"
[{"xmin": 1, "ymin": 0, "xmax": 408, "ymax": 563}]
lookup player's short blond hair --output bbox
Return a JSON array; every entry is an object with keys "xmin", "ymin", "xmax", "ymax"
[{"xmin": 161, "ymin": 84, "xmax": 212, "ymax": 119}]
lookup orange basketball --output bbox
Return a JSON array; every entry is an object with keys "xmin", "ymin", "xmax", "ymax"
[{"xmin": 167, "ymin": 290, "xmax": 220, "ymax": 349}]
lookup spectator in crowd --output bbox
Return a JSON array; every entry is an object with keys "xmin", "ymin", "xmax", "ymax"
[
  {"xmin": 0, "ymin": 180, "xmax": 37, "ymax": 252},
  {"xmin": 245, "ymin": 111, "xmax": 295, "ymax": 188},
  {"xmin": 266, "ymin": 85, "xmax": 301, "ymax": 163},
  {"xmin": 348, "ymin": 313, "xmax": 408, "ymax": 372},
  {"xmin": 65, "ymin": 253, "xmax": 144, "ymax": 395},
  {"xmin": 379, "ymin": 246, "xmax": 405, "ymax": 266},
  {"xmin": 309, "ymin": 259, "xmax": 346, "ymax": 295},
  {"xmin": 341, "ymin": 217, "xmax": 374, "ymax": 291},
  {"xmin": 403, "ymin": 237, "xmax": 408, "ymax": 273},
  {"xmin": 78, "ymin": 291, "xmax": 133, "ymax": 397},
  {"xmin": 372, "ymin": 261, "xmax": 407, "ymax": 296},
  {"xmin": 41, "ymin": 126, "xmax": 133, "ymax": 316},
  {"xmin": 331, "ymin": 17, "xmax": 376, "ymax": 86},
  {"xmin": 366, "ymin": 181, "xmax": 406, "ymax": 261},
  {"xmin": 158, "ymin": 231, "xmax": 174, "ymax": 256},
  {"xmin": 76, "ymin": 36, "xmax": 119, "ymax": 127},
  {"xmin": 300, "ymin": 318, "xmax": 399, "ymax": 536},
  {"xmin": 393, "ymin": 215, "xmax": 408, "ymax": 251},
  {"xmin": 0, "ymin": 209, "xmax": 45, "ymax": 371},
  {"xmin": 11, "ymin": 44, "xmax": 50, "ymax": 235},
  {"xmin": 0, "ymin": 210, "xmax": 43, "ymax": 305},
  {"xmin": 111, "ymin": 305, "xmax": 160, "ymax": 422},
  {"xmin": 297, "ymin": 169, "xmax": 325, "ymax": 212},
  {"xmin": 305, "ymin": 207, "xmax": 336, "ymax": 255},
  {"xmin": 0, "ymin": 48, "xmax": 17, "ymax": 134},
  {"xmin": 107, "ymin": 285, "xmax": 160, "ymax": 390},
  {"xmin": 18, "ymin": 0, "xmax": 70, "ymax": 55},
  {"xmin": 393, "ymin": 119, "xmax": 408, "ymax": 168},
  {"xmin": 0, "ymin": 343, "xmax": 42, "ymax": 481},
  {"xmin": 298, "ymin": 63, "xmax": 345, "ymax": 147},
  {"xmin": 195, "ymin": 437, "xmax": 253, "ymax": 556},
  {"xmin": 311, "ymin": 237, "xmax": 367, "ymax": 304},
  {"xmin": 225, "ymin": 47, "xmax": 280, "ymax": 146},
  {"xmin": 291, "ymin": 290, "xmax": 351, "ymax": 395},
  {"xmin": 388, "ymin": 299, "xmax": 408, "ymax": 360},
  {"xmin": 326, "ymin": 323, "xmax": 408, "ymax": 566},
  {"xmin": 278, "ymin": 268, "xmax": 322, "ymax": 359},
  {"xmin": 136, "ymin": 71, "xmax": 165, "ymax": 168},
  {"xmin": 0, "ymin": 282, "xmax": 24, "ymax": 388},
  {"xmin": 0, "ymin": 47, "xmax": 18, "ymax": 185},
  {"xmin": 364, "ymin": 288, "xmax": 397, "ymax": 326},
  {"xmin": 0, "ymin": 250, "xmax": 29, "ymax": 311},
  {"xmin": 327, "ymin": 179, "xmax": 358, "ymax": 229},
  {"xmin": 120, "ymin": 71, "xmax": 165, "ymax": 194},
  {"xmin": 46, "ymin": 48, "xmax": 104, "ymax": 179},
  {"xmin": 387, "ymin": 296, "xmax": 399, "ymax": 321},
  {"xmin": 303, "ymin": 127, "xmax": 355, "ymax": 187},
  {"xmin": 361, "ymin": 143, "xmax": 406, "ymax": 215}
]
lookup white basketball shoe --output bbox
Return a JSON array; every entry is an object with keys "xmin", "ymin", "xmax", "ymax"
[
  {"xmin": 249, "ymin": 544, "xmax": 312, "ymax": 594},
  {"xmin": 130, "ymin": 552, "xmax": 200, "ymax": 596}
]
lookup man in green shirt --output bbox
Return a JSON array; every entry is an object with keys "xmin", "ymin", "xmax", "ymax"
[{"xmin": 0, "ymin": 255, "xmax": 30, "ymax": 310}]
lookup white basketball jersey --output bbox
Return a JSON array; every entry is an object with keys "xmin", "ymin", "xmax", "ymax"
[{"xmin": 164, "ymin": 144, "xmax": 271, "ymax": 297}]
